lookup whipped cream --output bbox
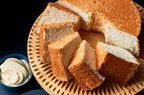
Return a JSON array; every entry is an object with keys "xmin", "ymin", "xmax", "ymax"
[{"xmin": 0, "ymin": 58, "xmax": 31, "ymax": 87}]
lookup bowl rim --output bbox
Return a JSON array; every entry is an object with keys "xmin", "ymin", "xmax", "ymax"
[{"xmin": 0, "ymin": 53, "xmax": 33, "ymax": 88}]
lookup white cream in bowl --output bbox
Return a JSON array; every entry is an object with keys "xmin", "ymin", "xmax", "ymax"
[{"xmin": 0, "ymin": 58, "xmax": 32, "ymax": 87}]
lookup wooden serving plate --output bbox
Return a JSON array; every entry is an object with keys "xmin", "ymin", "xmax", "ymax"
[{"xmin": 27, "ymin": 3, "xmax": 144, "ymax": 95}]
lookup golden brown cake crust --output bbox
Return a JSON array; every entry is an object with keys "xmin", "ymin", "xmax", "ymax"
[
  {"xmin": 48, "ymin": 47, "xmax": 68, "ymax": 81},
  {"xmin": 98, "ymin": 53, "xmax": 139, "ymax": 85},
  {"xmin": 68, "ymin": 61, "xmax": 103, "ymax": 90},
  {"xmin": 58, "ymin": 0, "xmax": 95, "ymax": 12},
  {"xmin": 39, "ymin": 26, "xmax": 47, "ymax": 63}
]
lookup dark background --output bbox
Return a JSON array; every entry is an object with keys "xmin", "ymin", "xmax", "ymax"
[{"xmin": 0, "ymin": 0, "xmax": 143, "ymax": 95}]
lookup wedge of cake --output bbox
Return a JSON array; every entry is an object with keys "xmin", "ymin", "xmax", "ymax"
[
  {"xmin": 48, "ymin": 32, "xmax": 81, "ymax": 81},
  {"xmin": 39, "ymin": 22, "xmax": 76, "ymax": 63},
  {"xmin": 57, "ymin": 0, "xmax": 141, "ymax": 56},
  {"xmin": 96, "ymin": 42, "xmax": 140, "ymax": 85},
  {"xmin": 68, "ymin": 40, "xmax": 105, "ymax": 90},
  {"xmin": 35, "ymin": 2, "xmax": 81, "ymax": 34}
]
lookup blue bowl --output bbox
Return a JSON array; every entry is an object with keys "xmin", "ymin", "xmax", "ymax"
[{"xmin": 0, "ymin": 54, "xmax": 33, "ymax": 91}]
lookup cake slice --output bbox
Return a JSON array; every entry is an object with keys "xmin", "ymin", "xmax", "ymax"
[
  {"xmin": 57, "ymin": 0, "xmax": 94, "ymax": 30},
  {"xmin": 57, "ymin": 0, "xmax": 141, "ymax": 56},
  {"xmin": 96, "ymin": 42, "xmax": 140, "ymax": 85},
  {"xmin": 39, "ymin": 22, "xmax": 76, "ymax": 63},
  {"xmin": 35, "ymin": 2, "xmax": 81, "ymax": 34},
  {"xmin": 48, "ymin": 32, "xmax": 81, "ymax": 81},
  {"xmin": 68, "ymin": 40, "xmax": 105, "ymax": 90}
]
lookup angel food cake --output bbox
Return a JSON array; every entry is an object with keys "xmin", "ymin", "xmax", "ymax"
[{"xmin": 38, "ymin": 0, "xmax": 141, "ymax": 90}]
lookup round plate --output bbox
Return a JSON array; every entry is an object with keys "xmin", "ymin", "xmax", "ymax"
[{"xmin": 27, "ymin": 3, "xmax": 144, "ymax": 95}]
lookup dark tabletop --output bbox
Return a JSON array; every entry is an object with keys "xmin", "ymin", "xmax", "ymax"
[{"xmin": 0, "ymin": 0, "xmax": 143, "ymax": 95}]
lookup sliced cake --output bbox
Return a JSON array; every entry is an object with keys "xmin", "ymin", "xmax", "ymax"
[
  {"xmin": 57, "ymin": 0, "xmax": 94, "ymax": 30},
  {"xmin": 91, "ymin": 0, "xmax": 141, "ymax": 56},
  {"xmin": 48, "ymin": 32, "xmax": 81, "ymax": 81},
  {"xmin": 68, "ymin": 40, "xmax": 105, "ymax": 90},
  {"xmin": 58, "ymin": 0, "xmax": 141, "ymax": 56},
  {"xmin": 96, "ymin": 42, "xmax": 140, "ymax": 85},
  {"xmin": 39, "ymin": 22, "xmax": 76, "ymax": 63},
  {"xmin": 35, "ymin": 2, "xmax": 81, "ymax": 34}
]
